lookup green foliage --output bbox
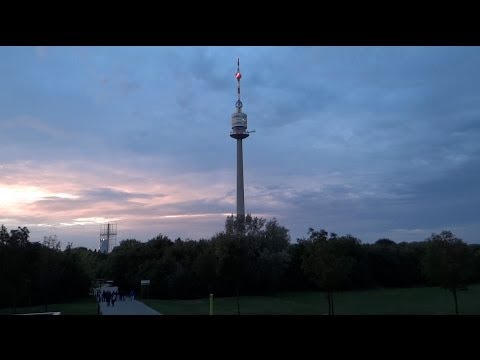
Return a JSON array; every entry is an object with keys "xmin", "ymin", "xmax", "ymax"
[
  {"xmin": 7, "ymin": 226, "xmax": 30, "ymax": 247},
  {"xmin": 103, "ymin": 239, "xmax": 145, "ymax": 293},
  {"xmin": 214, "ymin": 215, "xmax": 291, "ymax": 296},
  {"xmin": 224, "ymin": 214, "xmax": 266, "ymax": 236},
  {"xmin": 423, "ymin": 231, "xmax": 473, "ymax": 290},
  {"xmin": 42, "ymin": 234, "xmax": 61, "ymax": 250},
  {"xmin": 301, "ymin": 229, "xmax": 360, "ymax": 291},
  {"xmin": 0, "ymin": 226, "xmax": 92, "ymax": 311},
  {"xmin": 422, "ymin": 231, "xmax": 474, "ymax": 314},
  {"xmin": 0, "ymin": 224, "xmax": 9, "ymax": 245},
  {"xmin": 367, "ymin": 239, "xmax": 425, "ymax": 287},
  {"xmin": 3, "ymin": 220, "xmax": 480, "ymax": 312}
]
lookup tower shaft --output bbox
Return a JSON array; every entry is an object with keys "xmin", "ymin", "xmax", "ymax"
[{"xmin": 237, "ymin": 139, "xmax": 245, "ymax": 217}]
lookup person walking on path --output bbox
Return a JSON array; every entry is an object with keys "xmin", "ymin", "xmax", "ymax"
[{"xmin": 111, "ymin": 292, "xmax": 117, "ymax": 307}]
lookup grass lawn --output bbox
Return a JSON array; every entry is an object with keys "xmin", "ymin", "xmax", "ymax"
[
  {"xmin": 141, "ymin": 284, "xmax": 480, "ymax": 315},
  {"xmin": 0, "ymin": 296, "xmax": 98, "ymax": 315}
]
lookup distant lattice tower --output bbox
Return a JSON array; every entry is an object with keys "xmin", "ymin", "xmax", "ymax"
[{"xmin": 99, "ymin": 223, "xmax": 117, "ymax": 253}]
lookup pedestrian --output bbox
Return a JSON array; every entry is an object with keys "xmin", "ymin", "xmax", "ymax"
[{"xmin": 111, "ymin": 292, "xmax": 117, "ymax": 307}]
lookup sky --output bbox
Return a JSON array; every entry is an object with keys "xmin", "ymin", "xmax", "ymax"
[{"xmin": 1, "ymin": 46, "xmax": 480, "ymax": 249}]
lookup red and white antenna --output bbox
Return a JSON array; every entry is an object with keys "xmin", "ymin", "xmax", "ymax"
[
  {"xmin": 235, "ymin": 57, "xmax": 243, "ymax": 111},
  {"xmin": 236, "ymin": 57, "xmax": 242, "ymax": 101}
]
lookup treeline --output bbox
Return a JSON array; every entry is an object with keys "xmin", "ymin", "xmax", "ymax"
[
  {"xmin": 0, "ymin": 225, "xmax": 95, "ymax": 311},
  {"xmin": 99, "ymin": 216, "xmax": 480, "ymax": 307},
  {"xmin": 2, "ymin": 216, "xmax": 480, "ymax": 313}
]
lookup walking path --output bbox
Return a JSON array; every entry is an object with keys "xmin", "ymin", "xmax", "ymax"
[{"xmin": 97, "ymin": 287, "xmax": 161, "ymax": 315}]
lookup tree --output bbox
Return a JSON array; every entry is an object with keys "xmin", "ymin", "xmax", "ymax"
[
  {"xmin": 216, "ymin": 215, "xmax": 292, "ymax": 313},
  {"xmin": 254, "ymin": 218, "xmax": 291, "ymax": 293},
  {"xmin": 368, "ymin": 239, "xmax": 402, "ymax": 287},
  {"xmin": 38, "ymin": 246, "xmax": 63, "ymax": 311},
  {"xmin": 8, "ymin": 227, "xmax": 30, "ymax": 247},
  {"xmin": 70, "ymin": 247, "xmax": 96, "ymax": 281},
  {"xmin": 0, "ymin": 226, "xmax": 31, "ymax": 312},
  {"xmin": 103, "ymin": 239, "xmax": 144, "ymax": 294},
  {"xmin": 192, "ymin": 241, "xmax": 217, "ymax": 295},
  {"xmin": 0, "ymin": 226, "xmax": 93, "ymax": 311},
  {"xmin": 422, "ymin": 231, "xmax": 473, "ymax": 315},
  {"xmin": 225, "ymin": 214, "xmax": 266, "ymax": 236},
  {"xmin": 375, "ymin": 238, "xmax": 396, "ymax": 246},
  {"xmin": 43, "ymin": 235, "xmax": 61, "ymax": 250},
  {"xmin": 0, "ymin": 225, "xmax": 9, "ymax": 245},
  {"xmin": 214, "ymin": 232, "xmax": 249, "ymax": 314},
  {"xmin": 302, "ymin": 229, "xmax": 358, "ymax": 315}
]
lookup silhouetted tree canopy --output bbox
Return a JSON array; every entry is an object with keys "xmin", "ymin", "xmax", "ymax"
[
  {"xmin": 423, "ymin": 231, "xmax": 474, "ymax": 314},
  {"xmin": 1, "ymin": 221, "xmax": 479, "ymax": 313}
]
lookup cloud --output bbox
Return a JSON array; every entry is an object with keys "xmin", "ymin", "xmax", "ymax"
[
  {"xmin": 0, "ymin": 115, "xmax": 67, "ymax": 138},
  {"xmin": 81, "ymin": 188, "xmax": 163, "ymax": 201},
  {"xmin": 1, "ymin": 46, "xmax": 480, "ymax": 246}
]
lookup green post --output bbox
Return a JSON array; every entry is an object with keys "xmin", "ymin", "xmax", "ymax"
[{"xmin": 210, "ymin": 293, "xmax": 213, "ymax": 315}]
